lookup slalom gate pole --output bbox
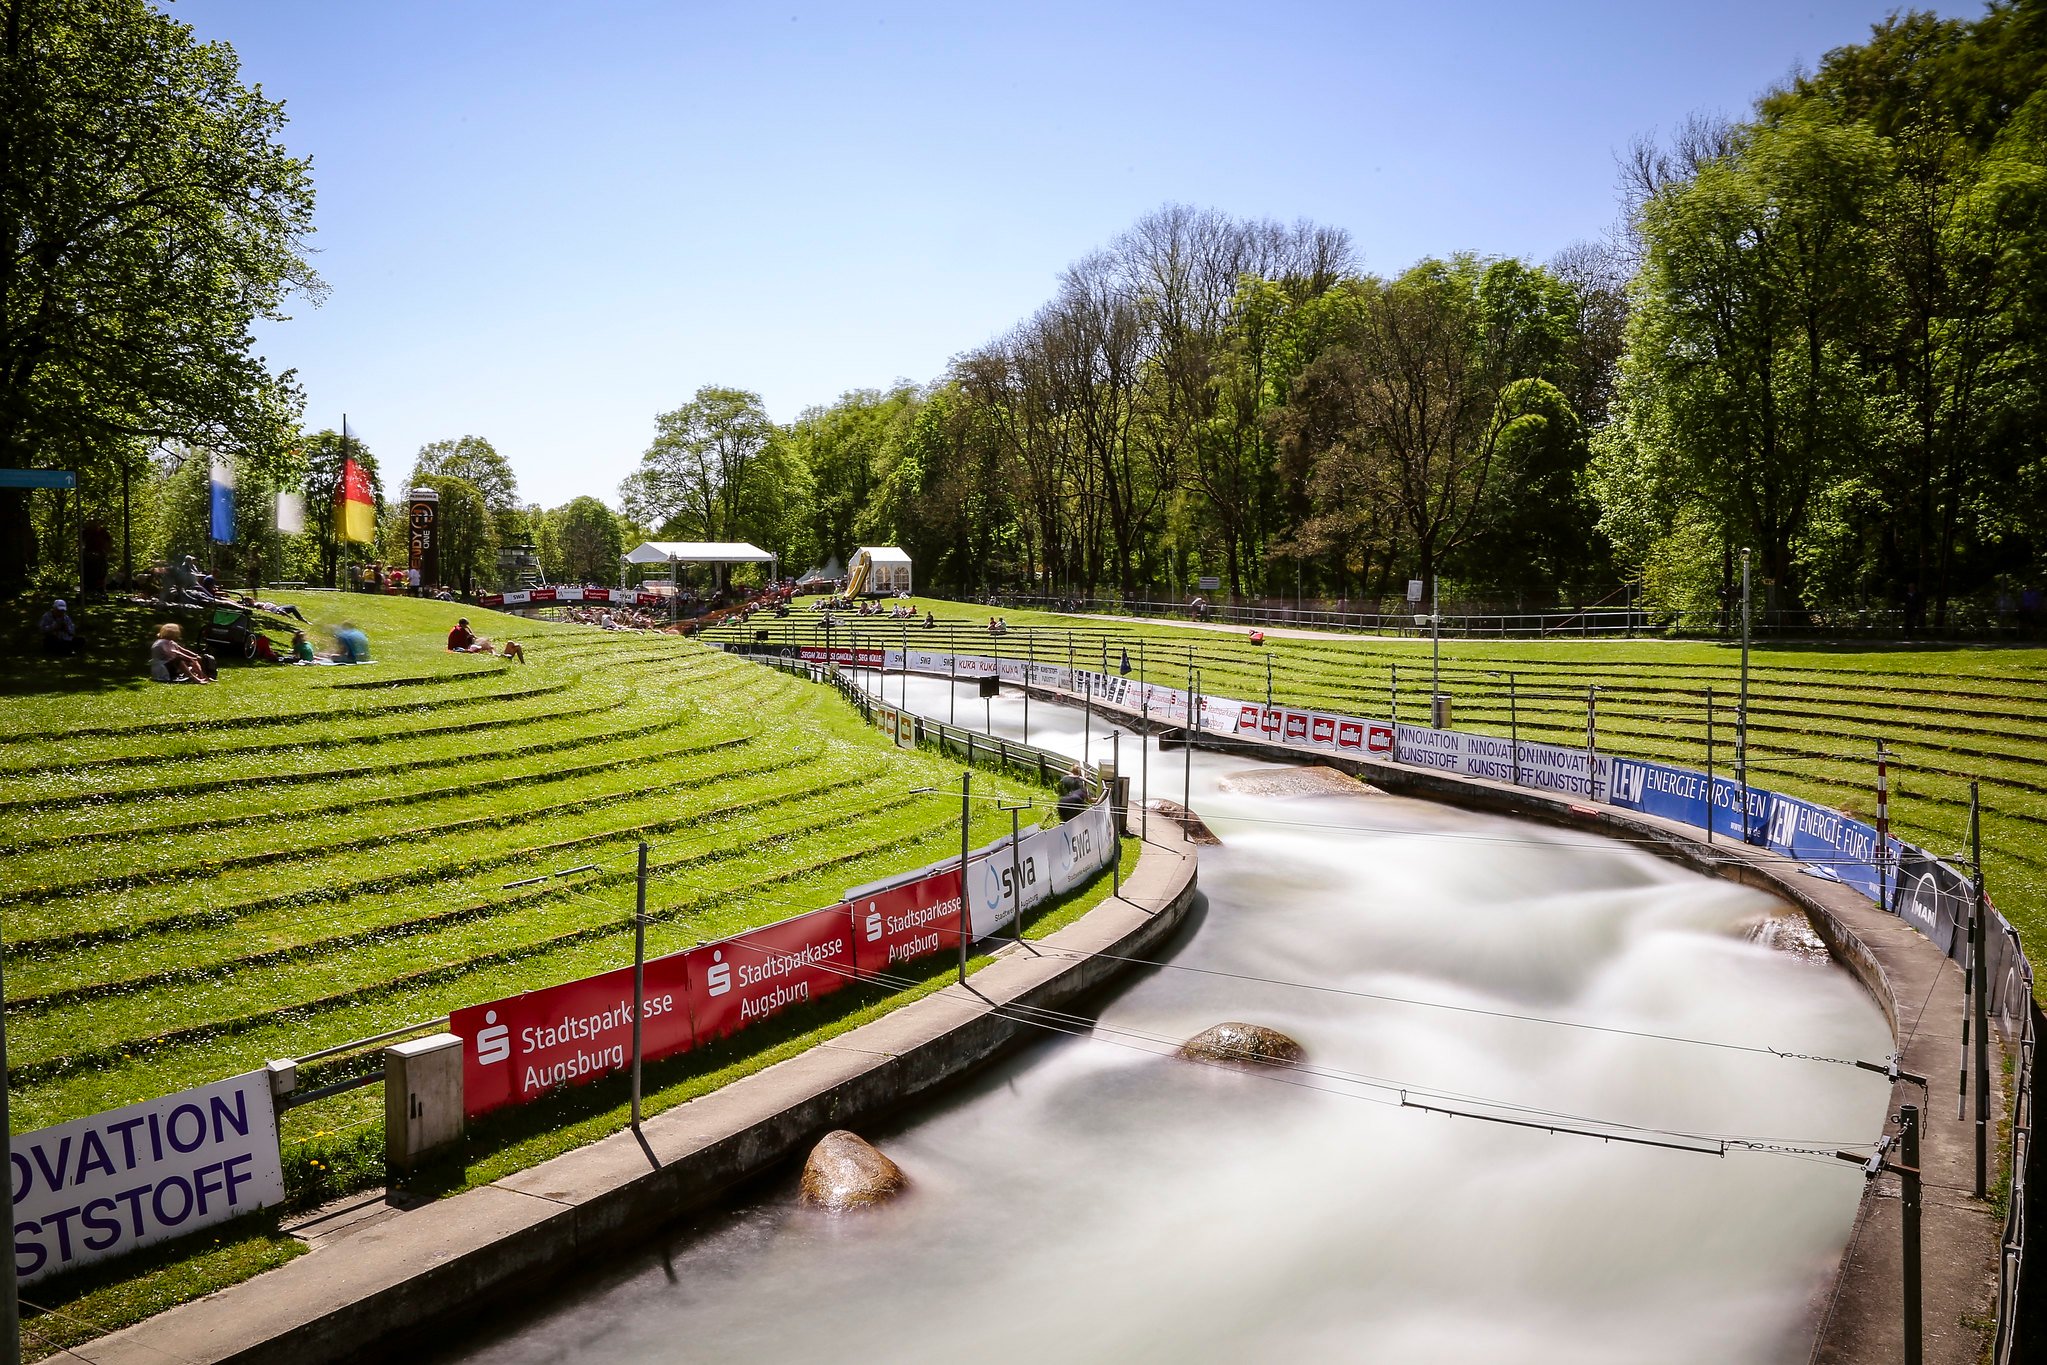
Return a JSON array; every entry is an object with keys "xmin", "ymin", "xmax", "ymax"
[{"xmin": 1876, "ymin": 740, "xmax": 1890, "ymax": 906}]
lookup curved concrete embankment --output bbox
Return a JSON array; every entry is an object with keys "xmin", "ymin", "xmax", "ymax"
[
  {"xmin": 63, "ymin": 827, "xmax": 1199, "ymax": 1365},
  {"xmin": 1117, "ymin": 711, "xmax": 2002, "ymax": 1365}
]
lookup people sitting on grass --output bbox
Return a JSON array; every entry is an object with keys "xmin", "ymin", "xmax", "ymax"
[
  {"xmin": 1248, "ymin": 629, "xmax": 1266, "ymax": 645},
  {"xmin": 39, "ymin": 599, "xmax": 79, "ymax": 655},
  {"xmin": 250, "ymin": 632, "xmax": 285, "ymax": 664},
  {"xmin": 290, "ymin": 629, "xmax": 321, "ymax": 664},
  {"xmin": 334, "ymin": 622, "xmax": 370, "ymax": 664},
  {"xmin": 504, "ymin": 640, "xmax": 526, "ymax": 664},
  {"xmin": 448, "ymin": 618, "xmax": 495, "ymax": 654},
  {"xmin": 924, "ymin": 611, "xmax": 936, "ymax": 628},
  {"xmin": 149, "ymin": 624, "xmax": 215, "ymax": 683}
]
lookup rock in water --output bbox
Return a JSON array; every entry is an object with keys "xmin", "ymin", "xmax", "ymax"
[
  {"xmin": 799, "ymin": 1130, "xmax": 908, "ymax": 1210},
  {"xmin": 1178, "ymin": 1022, "xmax": 1306, "ymax": 1068}
]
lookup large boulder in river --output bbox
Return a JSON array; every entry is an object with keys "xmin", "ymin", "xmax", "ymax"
[
  {"xmin": 1178, "ymin": 1022, "xmax": 1305, "ymax": 1068},
  {"xmin": 799, "ymin": 1130, "xmax": 907, "ymax": 1210}
]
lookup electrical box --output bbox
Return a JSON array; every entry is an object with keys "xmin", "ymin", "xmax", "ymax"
[
  {"xmin": 385, "ymin": 1032, "xmax": 464, "ymax": 1172},
  {"xmin": 1432, "ymin": 694, "xmax": 1453, "ymax": 730}
]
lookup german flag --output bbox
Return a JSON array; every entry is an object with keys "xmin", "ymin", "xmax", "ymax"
[{"xmin": 337, "ymin": 453, "xmax": 375, "ymax": 544}]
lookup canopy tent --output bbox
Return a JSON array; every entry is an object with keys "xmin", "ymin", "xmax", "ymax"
[
  {"xmin": 621, "ymin": 541, "xmax": 776, "ymax": 566},
  {"xmin": 795, "ymin": 556, "xmax": 843, "ymax": 586},
  {"xmin": 848, "ymin": 545, "xmax": 912, "ymax": 596}
]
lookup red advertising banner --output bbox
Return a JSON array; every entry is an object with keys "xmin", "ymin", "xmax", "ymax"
[
  {"xmin": 529, "ymin": 587, "xmax": 557, "ymax": 603},
  {"xmin": 1235, "ymin": 704, "xmax": 1262, "ymax": 734},
  {"xmin": 798, "ymin": 646, "xmax": 885, "ymax": 668},
  {"xmin": 684, "ymin": 904, "xmax": 856, "ymax": 1043},
  {"xmin": 1366, "ymin": 721, "xmax": 1394, "ymax": 754},
  {"xmin": 452, "ymin": 958, "xmax": 694, "ymax": 1119},
  {"xmin": 849, "ymin": 869, "xmax": 964, "ymax": 979},
  {"xmin": 1283, "ymin": 711, "xmax": 1310, "ymax": 743},
  {"xmin": 1260, "ymin": 706, "xmax": 1281, "ymax": 737},
  {"xmin": 1311, "ymin": 715, "xmax": 1337, "ymax": 745},
  {"xmin": 1335, "ymin": 720, "xmax": 1364, "ymax": 750}
]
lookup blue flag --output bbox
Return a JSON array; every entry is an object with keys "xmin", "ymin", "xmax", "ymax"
[{"xmin": 209, "ymin": 453, "xmax": 236, "ymax": 544}]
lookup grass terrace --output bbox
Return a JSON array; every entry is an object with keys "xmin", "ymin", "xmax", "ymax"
[
  {"xmin": 709, "ymin": 596, "xmax": 2047, "ymax": 968},
  {"xmin": 1, "ymin": 590, "xmax": 1144, "ymax": 1353}
]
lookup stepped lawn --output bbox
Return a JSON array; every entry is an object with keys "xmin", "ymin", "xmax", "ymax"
[
  {"xmin": 712, "ymin": 598, "xmax": 2047, "ymax": 978},
  {"xmin": 3, "ymin": 591, "xmax": 1141, "ymax": 1355}
]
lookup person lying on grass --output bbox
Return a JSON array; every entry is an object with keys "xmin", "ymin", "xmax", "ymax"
[
  {"xmin": 448, "ymin": 618, "xmax": 495, "ymax": 654},
  {"xmin": 503, "ymin": 640, "xmax": 526, "ymax": 663},
  {"xmin": 148, "ymin": 624, "xmax": 214, "ymax": 683}
]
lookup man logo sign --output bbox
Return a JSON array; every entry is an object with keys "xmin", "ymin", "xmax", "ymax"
[
  {"xmin": 865, "ymin": 904, "xmax": 883, "ymax": 941},
  {"xmin": 1769, "ymin": 798, "xmax": 1800, "ymax": 849},
  {"xmin": 476, "ymin": 1009, "xmax": 510, "ymax": 1065},
  {"xmin": 1612, "ymin": 761, "xmax": 1646, "ymax": 805},
  {"xmin": 707, "ymin": 949, "xmax": 732, "ymax": 997}
]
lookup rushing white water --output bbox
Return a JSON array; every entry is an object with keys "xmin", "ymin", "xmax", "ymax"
[{"xmin": 444, "ymin": 676, "xmax": 1892, "ymax": 1365}]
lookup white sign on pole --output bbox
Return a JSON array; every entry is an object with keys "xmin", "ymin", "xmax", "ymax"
[
  {"xmin": 1406, "ymin": 579, "xmax": 1424, "ymax": 604},
  {"xmin": 12, "ymin": 1071, "xmax": 286, "ymax": 1283}
]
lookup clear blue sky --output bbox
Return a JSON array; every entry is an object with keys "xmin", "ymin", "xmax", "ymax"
[{"xmin": 173, "ymin": 0, "xmax": 1971, "ymax": 510}]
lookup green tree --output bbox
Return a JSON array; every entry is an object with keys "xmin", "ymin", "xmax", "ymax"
[
  {"xmin": 1612, "ymin": 108, "xmax": 1893, "ymax": 612},
  {"xmin": 411, "ymin": 474, "xmax": 493, "ymax": 598},
  {"xmin": 553, "ymin": 495, "xmax": 624, "ymax": 584},
  {"xmin": 622, "ymin": 386, "xmax": 811, "ymax": 563},
  {"xmin": 0, "ymin": 0, "xmax": 320, "ymax": 588}
]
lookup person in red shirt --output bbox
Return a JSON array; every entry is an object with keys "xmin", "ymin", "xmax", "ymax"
[{"xmin": 447, "ymin": 618, "xmax": 495, "ymax": 653}]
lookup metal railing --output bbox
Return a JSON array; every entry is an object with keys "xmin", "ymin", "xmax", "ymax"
[{"xmin": 921, "ymin": 593, "xmax": 2034, "ymax": 640}]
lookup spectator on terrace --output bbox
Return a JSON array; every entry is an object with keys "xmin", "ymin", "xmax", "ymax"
[
  {"xmin": 334, "ymin": 622, "xmax": 370, "ymax": 664},
  {"xmin": 1056, "ymin": 765, "xmax": 1088, "ymax": 823},
  {"xmin": 290, "ymin": 629, "xmax": 320, "ymax": 663},
  {"xmin": 504, "ymin": 640, "xmax": 526, "ymax": 663},
  {"xmin": 39, "ymin": 599, "xmax": 78, "ymax": 655},
  {"xmin": 149, "ymin": 623, "xmax": 214, "ymax": 683},
  {"xmin": 408, "ymin": 565, "xmax": 422, "ymax": 595},
  {"xmin": 250, "ymin": 631, "xmax": 285, "ymax": 664},
  {"xmin": 924, "ymin": 611, "xmax": 936, "ymax": 628},
  {"xmin": 448, "ymin": 618, "xmax": 495, "ymax": 653}
]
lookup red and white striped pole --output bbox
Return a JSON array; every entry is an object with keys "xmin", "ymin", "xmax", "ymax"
[{"xmin": 1876, "ymin": 740, "xmax": 1891, "ymax": 908}]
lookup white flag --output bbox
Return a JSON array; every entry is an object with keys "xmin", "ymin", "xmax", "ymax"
[{"xmin": 276, "ymin": 491, "xmax": 305, "ymax": 535}]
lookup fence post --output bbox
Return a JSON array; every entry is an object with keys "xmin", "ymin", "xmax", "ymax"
[
  {"xmin": 1011, "ymin": 804, "xmax": 1025, "ymax": 944},
  {"xmin": 1585, "ymin": 685, "xmax": 1599, "ymax": 801},
  {"xmin": 1972, "ymin": 781, "xmax": 1989, "ymax": 1199},
  {"xmin": 0, "ymin": 877, "xmax": 17, "ymax": 1365},
  {"xmin": 1901, "ymin": 1102, "xmax": 1924, "ymax": 1365},
  {"xmin": 631, "ymin": 841, "xmax": 648, "ymax": 1133},
  {"xmin": 1508, "ymin": 673, "xmax": 1520, "ymax": 787},
  {"xmin": 958, "ymin": 771, "xmax": 971, "ymax": 986},
  {"xmin": 1705, "ymin": 687, "xmax": 1715, "ymax": 845}
]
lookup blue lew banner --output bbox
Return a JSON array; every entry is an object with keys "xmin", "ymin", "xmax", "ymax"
[{"xmin": 209, "ymin": 452, "xmax": 236, "ymax": 544}]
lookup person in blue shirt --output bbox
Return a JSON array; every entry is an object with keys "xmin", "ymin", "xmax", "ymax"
[{"xmin": 333, "ymin": 622, "xmax": 370, "ymax": 664}]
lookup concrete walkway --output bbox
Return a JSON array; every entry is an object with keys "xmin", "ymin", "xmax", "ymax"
[{"xmin": 57, "ymin": 827, "xmax": 1199, "ymax": 1365}]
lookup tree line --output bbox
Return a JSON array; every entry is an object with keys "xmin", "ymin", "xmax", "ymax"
[{"xmin": 7, "ymin": 1, "xmax": 2045, "ymax": 629}]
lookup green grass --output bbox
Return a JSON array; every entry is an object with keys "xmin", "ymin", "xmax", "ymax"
[
  {"xmin": 714, "ymin": 596, "xmax": 2047, "ymax": 977},
  {"xmin": 3, "ymin": 588, "xmax": 1152, "ymax": 1352}
]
